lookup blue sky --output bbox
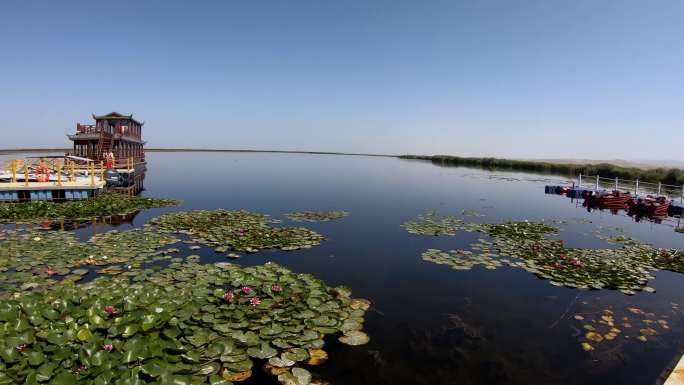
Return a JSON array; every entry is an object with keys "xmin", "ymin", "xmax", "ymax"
[{"xmin": 1, "ymin": 0, "xmax": 682, "ymax": 160}]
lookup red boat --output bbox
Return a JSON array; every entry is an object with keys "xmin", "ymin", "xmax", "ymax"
[
  {"xmin": 627, "ymin": 195, "xmax": 671, "ymax": 218},
  {"xmin": 645, "ymin": 196, "xmax": 670, "ymax": 217},
  {"xmin": 595, "ymin": 191, "xmax": 632, "ymax": 209}
]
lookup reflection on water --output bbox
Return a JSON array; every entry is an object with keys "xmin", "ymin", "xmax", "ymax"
[
  {"xmin": 3, "ymin": 151, "xmax": 684, "ymax": 384},
  {"xmin": 27, "ymin": 211, "xmax": 142, "ymax": 232}
]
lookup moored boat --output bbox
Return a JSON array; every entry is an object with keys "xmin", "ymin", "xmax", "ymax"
[
  {"xmin": 628, "ymin": 196, "xmax": 671, "ymax": 217},
  {"xmin": 583, "ymin": 190, "xmax": 632, "ymax": 209}
]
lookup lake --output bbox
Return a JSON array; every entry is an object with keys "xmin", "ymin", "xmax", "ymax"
[{"xmin": 4, "ymin": 151, "xmax": 684, "ymax": 385}]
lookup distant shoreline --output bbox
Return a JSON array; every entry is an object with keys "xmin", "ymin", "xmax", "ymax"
[
  {"xmin": 0, "ymin": 148, "xmax": 396, "ymax": 158},
  {"xmin": 399, "ymin": 155, "xmax": 684, "ymax": 186},
  {"xmin": 2, "ymin": 148, "xmax": 683, "ymax": 185}
]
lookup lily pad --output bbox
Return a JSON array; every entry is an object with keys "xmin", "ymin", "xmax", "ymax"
[
  {"xmin": 0, "ymin": 259, "xmax": 370, "ymax": 384},
  {"xmin": 339, "ymin": 330, "xmax": 370, "ymax": 346},
  {"xmin": 150, "ymin": 210, "xmax": 325, "ymax": 253},
  {"xmin": 284, "ymin": 211, "xmax": 349, "ymax": 222},
  {"xmin": 0, "ymin": 193, "xmax": 178, "ymax": 223}
]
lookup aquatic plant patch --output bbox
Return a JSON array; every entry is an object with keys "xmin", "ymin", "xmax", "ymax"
[
  {"xmin": 0, "ymin": 228, "xmax": 178, "ymax": 293},
  {"xmin": 0, "ymin": 260, "xmax": 370, "ymax": 384},
  {"xmin": 0, "ymin": 193, "xmax": 178, "ymax": 223},
  {"xmin": 407, "ymin": 214, "xmax": 683, "ymax": 294},
  {"xmin": 422, "ymin": 248, "xmax": 503, "ymax": 271},
  {"xmin": 572, "ymin": 300, "xmax": 680, "ymax": 354},
  {"xmin": 284, "ymin": 211, "xmax": 349, "ymax": 222},
  {"xmin": 402, "ymin": 211, "xmax": 481, "ymax": 236},
  {"xmin": 151, "ymin": 209, "xmax": 325, "ymax": 253}
]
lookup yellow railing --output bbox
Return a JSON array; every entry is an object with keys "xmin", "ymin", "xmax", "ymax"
[{"xmin": 1, "ymin": 158, "xmax": 102, "ymax": 186}]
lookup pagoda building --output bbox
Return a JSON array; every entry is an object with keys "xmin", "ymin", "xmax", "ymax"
[{"xmin": 68, "ymin": 112, "xmax": 146, "ymax": 167}]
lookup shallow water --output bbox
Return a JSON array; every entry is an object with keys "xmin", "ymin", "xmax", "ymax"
[{"xmin": 5, "ymin": 151, "xmax": 684, "ymax": 385}]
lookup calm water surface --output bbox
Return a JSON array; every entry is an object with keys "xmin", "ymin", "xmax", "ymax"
[{"xmin": 8, "ymin": 152, "xmax": 684, "ymax": 385}]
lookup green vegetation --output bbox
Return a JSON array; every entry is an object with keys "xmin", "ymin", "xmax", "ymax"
[
  {"xmin": 0, "ymin": 214, "xmax": 369, "ymax": 384},
  {"xmin": 405, "ymin": 212, "xmax": 684, "ymax": 294},
  {"xmin": 0, "ymin": 193, "xmax": 179, "ymax": 223},
  {"xmin": 402, "ymin": 211, "xmax": 481, "ymax": 236},
  {"xmin": 400, "ymin": 155, "xmax": 684, "ymax": 185},
  {"xmin": 284, "ymin": 211, "xmax": 349, "ymax": 223},
  {"xmin": 0, "ymin": 259, "xmax": 370, "ymax": 384},
  {"xmin": 151, "ymin": 210, "xmax": 325, "ymax": 253},
  {"xmin": 0, "ymin": 228, "xmax": 178, "ymax": 293},
  {"xmin": 572, "ymin": 303, "xmax": 675, "ymax": 353}
]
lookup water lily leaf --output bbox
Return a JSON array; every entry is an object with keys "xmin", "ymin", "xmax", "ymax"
[
  {"xmin": 221, "ymin": 368, "xmax": 252, "ymax": 382},
  {"xmin": 196, "ymin": 362, "xmax": 221, "ymax": 376},
  {"xmin": 277, "ymin": 367, "xmax": 312, "ymax": 385},
  {"xmin": 77, "ymin": 327, "xmax": 93, "ymax": 341},
  {"xmin": 182, "ymin": 350, "xmax": 202, "ymax": 363},
  {"xmin": 585, "ymin": 331, "xmax": 603, "ymax": 343},
  {"xmin": 350, "ymin": 299, "xmax": 371, "ymax": 311},
  {"xmin": 51, "ymin": 372, "xmax": 77, "ymax": 385},
  {"xmin": 292, "ymin": 368, "xmax": 312, "ymax": 385},
  {"xmin": 231, "ymin": 330, "xmax": 260, "ymax": 346},
  {"xmin": 264, "ymin": 363, "xmax": 291, "ymax": 376},
  {"xmin": 0, "ymin": 344, "xmax": 19, "ymax": 363},
  {"xmin": 226, "ymin": 359, "xmax": 253, "ymax": 372},
  {"xmin": 27, "ymin": 350, "xmax": 45, "ymax": 366},
  {"xmin": 306, "ymin": 349, "xmax": 328, "ymax": 365},
  {"xmin": 268, "ymin": 356, "xmax": 295, "ymax": 368},
  {"xmin": 247, "ymin": 342, "xmax": 277, "ymax": 359},
  {"xmin": 339, "ymin": 330, "xmax": 370, "ymax": 346},
  {"xmin": 46, "ymin": 331, "xmax": 66, "ymax": 345},
  {"xmin": 260, "ymin": 324, "xmax": 284, "ymax": 337},
  {"xmin": 282, "ymin": 348, "xmax": 309, "ymax": 362},
  {"xmin": 90, "ymin": 350, "xmax": 108, "ymax": 367},
  {"xmin": 122, "ymin": 324, "xmax": 140, "ymax": 338},
  {"xmin": 141, "ymin": 314, "xmax": 158, "ymax": 331},
  {"xmin": 209, "ymin": 374, "xmax": 234, "ymax": 385},
  {"xmin": 36, "ymin": 362, "xmax": 57, "ymax": 381}
]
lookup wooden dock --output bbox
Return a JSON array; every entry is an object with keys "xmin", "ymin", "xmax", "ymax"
[
  {"xmin": 664, "ymin": 354, "xmax": 684, "ymax": 385},
  {"xmin": 0, "ymin": 178, "xmax": 105, "ymax": 202}
]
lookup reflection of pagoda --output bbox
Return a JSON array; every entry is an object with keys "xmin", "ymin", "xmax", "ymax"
[
  {"xmin": 68, "ymin": 112, "xmax": 146, "ymax": 168},
  {"xmin": 37, "ymin": 210, "xmax": 142, "ymax": 231}
]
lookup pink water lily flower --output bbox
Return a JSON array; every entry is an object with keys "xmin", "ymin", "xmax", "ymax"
[
  {"xmin": 105, "ymin": 305, "xmax": 117, "ymax": 315},
  {"xmin": 103, "ymin": 344, "xmax": 113, "ymax": 352},
  {"xmin": 570, "ymin": 258, "xmax": 582, "ymax": 267},
  {"xmin": 241, "ymin": 286, "xmax": 252, "ymax": 294},
  {"xmin": 271, "ymin": 284, "xmax": 283, "ymax": 293},
  {"xmin": 223, "ymin": 291, "xmax": 234, "ymax": 302},
  {"xmin": 250, "ymin": 297, "xmax": 261, "ymax": 307}
]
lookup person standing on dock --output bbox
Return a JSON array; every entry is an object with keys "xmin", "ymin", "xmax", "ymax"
[{"xmin": 106, "ymin": 152, "xmax": 115, "ymax": 169}]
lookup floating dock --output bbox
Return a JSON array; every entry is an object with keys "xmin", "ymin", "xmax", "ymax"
[
  {"xmin": 0, "ymin": 177, "xmax": 106, "ymax": 202},
  {"xmin": 0, "ymin": 159, "xmax": 146, "ymax": 202},
  {"xmin": 1, "ymin": 111, "xmax": 148, "ymax": 202},
  {"xmin": 664, "ymin": 354, "xmax": 684, "ymax": 385}
]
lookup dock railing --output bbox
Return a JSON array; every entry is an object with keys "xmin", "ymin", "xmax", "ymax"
[
  {"xmin": 578, "ymin": 173, "xmax": 684, "ymax": 202},
  {"xmin": 1, "ymin": 158, "xmax": 106, "ymax": 187}
]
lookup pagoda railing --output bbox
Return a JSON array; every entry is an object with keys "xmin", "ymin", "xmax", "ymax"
[
  {"xmin": 75, "ymin": 123, "xmax": 141, "ymax": 140},
  {"xmin": 76, "ymin": 124, "xmax": 97, "ymax": 134}
]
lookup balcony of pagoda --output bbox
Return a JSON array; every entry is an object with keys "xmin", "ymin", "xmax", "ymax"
[{"xmin": 69, "ymin": 123, "xmax": 143, "ymax": 143}]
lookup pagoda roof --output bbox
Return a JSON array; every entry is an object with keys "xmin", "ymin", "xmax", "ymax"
[{"xmin": 92, "ymin": 112, "xmax": 144, "ymax": 126}]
